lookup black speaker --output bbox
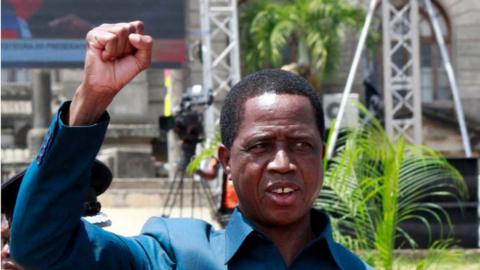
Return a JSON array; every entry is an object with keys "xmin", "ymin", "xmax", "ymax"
[
  {"xmin": 447, "ymin": 158, "xmax": 478, "ymax": 203},
  {"xmin": 398, "ymin": 157, "xmax": 479, "ymax": 248}
]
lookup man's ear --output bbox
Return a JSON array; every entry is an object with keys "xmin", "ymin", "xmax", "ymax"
[{"xmin": 218, "ymin": 144, "xmax": 231, "ymax": 174}]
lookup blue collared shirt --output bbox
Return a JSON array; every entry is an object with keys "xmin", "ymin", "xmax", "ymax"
[
  {"xmin": 130, "ymin": 207, "xmax": 372, "ymax": 270},
  {"xmin": 223, "ymin": 208, "xmax": 365, "ymax": 269},
  {"xmin": 11, "ymin": 102, "xmax": 372, "ymax": 270}
]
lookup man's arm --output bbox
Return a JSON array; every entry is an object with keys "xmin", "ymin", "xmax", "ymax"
[{"xmin": 8, "ymin": 22, "xmax": 171, "ymax": 269}]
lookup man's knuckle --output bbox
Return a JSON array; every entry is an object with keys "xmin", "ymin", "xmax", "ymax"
[
  {"xmin": 85, "ymin": 31, "xmax": 93, "ymax": 40},
  {"xmin": 133, "ymin": 21, "xmax": 144, "ymax": 32},
  {"xmin": 133, "ymin": 20, "xmax": 144, "ymax": 27},
  {"xmin": 119, "ymin": 25, "xmax": 129, "ymax": 34},
  {"xmin": 128, "ymin": 24, "xmax": 136, "ymax": 33}
]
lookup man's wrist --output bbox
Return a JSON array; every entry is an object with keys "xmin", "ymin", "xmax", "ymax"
[{"xmin": 68, "ymin": 84, "xmax": 113, "ymax": 126}]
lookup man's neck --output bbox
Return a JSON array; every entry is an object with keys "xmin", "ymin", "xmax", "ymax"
[{"xmin": 254, "ymin": 214, "xmax": 315, "ymax": 266}]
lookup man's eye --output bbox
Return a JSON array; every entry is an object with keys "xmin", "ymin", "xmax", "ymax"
[
  {"xmin": 248, "ymin": 142, "xmax": 268, "ymax": 152},
  {"xmin": 292, "ymin": 142, "xmax": 311, "ymax": 151}
]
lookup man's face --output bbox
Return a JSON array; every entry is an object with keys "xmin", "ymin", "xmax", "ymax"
[{"xmin": 219, "ymin": 93, "xmax": 324, "ymax": 227}]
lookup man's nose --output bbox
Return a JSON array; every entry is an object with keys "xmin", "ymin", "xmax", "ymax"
[{"xmin": 267, "ymin": 148, "xmax": 296, "ymax": 173}]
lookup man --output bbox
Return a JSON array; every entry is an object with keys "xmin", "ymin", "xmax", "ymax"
[
  {"xmin": 2, "ymin": 160, "xmax": 112, "ymax": 270},
  {"xmin": 10, "ymin": 21, "xmax": 372, "ymax": 269}
]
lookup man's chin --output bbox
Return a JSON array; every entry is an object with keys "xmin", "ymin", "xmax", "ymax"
[
  {"xmin": 239, "ymin": 204, "xmax": 309, "ymax": 227},
  {"xmin": 260, "ymin": 208, "xmax": 308, "ymax": 228}
]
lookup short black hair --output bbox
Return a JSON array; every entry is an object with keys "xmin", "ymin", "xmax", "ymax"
[{"xmin": 220, "ymin": 69, "xmax": 325, "ymax": 149}]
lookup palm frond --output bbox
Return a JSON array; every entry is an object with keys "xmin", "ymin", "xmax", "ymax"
[
  {"xmin": 317, "ymin": 103, "xmax": 468, "ymax": 269},
  {"xmin": 186, "ymin": 130, "xmax": 221, "ymax": 175},
  {"xmin": 239, "ymin": 0, "xmax": 363, "ymax": 78}
]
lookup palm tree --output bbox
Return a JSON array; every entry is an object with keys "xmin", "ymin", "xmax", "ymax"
[
  {"xmin": 239, "ymin": 0, "xmax": 363, "ymax": 80},
  {"xmin": 316, "ymin": 108, "xmax": 468, "ymax": 269}
]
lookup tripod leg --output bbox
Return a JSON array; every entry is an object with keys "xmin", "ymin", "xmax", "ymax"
[
  {"xmin": 200, "ymin": 180, "xmax": 217, "ymax": 215},
  {"xmin": 162, "ymin": 169, "xmax": 180, "ymax": 217},
  {"xmin": 178, "ymin": 170, "xmax": 185, "ymax": 217},
  {"xmin": 191, "ymin": 178, "xmax": 196, "ymax": 217}
]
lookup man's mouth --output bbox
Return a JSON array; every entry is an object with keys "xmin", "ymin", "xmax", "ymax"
[
  {"xmin": 266, "ymin": 183, "xmax": 300, "ymax": 206},
  {"xmin": 271, "ymin": 187, "xmax": 295, "ymax": 194}
]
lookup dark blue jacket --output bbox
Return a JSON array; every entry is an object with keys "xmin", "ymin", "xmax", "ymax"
[{"xmin": 10, "ymin": 102, "xmax": 373, "ymax": 270}]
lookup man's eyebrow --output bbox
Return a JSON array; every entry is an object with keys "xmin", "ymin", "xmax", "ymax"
[
  {"xmin": 287, "ymin": 129, "xmax": 319, "ymax": 138},
  {"xmin": 243, "ymin": 131, "xmax": 319, "ymax": 142},
  {"xmin": 242, "ymin": 133, "xmax": 273, "ymax": 143}
]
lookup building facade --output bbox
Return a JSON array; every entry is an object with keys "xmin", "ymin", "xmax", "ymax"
[{"xmin": 2, "ymin": 0, "xmax": 479, "ymax": 181}]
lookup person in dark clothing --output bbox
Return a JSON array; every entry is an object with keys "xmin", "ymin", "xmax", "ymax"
[
  {"xmin": 9, "ymin": 21, "xmax": 372, "ymax": 269},
  {"xmin": 1, "ymin": 160, "xmax": 112, "ymax": 270}
]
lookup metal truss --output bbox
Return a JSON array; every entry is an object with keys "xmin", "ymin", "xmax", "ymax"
[
  {"xmin": 382, "ymin": 0, "xmax": 422, "ymax": 144},
  {"xmin": 199, "ymin": 0, "xmax": 241, "ymax": 138}
]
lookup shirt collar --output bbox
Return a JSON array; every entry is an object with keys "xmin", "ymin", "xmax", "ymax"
[
  {"xmin": 224, "ymin": 208, "xmax": 255, "ymax": 264},
  {"xmin": 224, "ymin": 207, "xmax": 338, "ymax": 265},
  {"xmin": 311, "ymin": 209, "xmax": 350, "ymax": 269},
  {"xmin": 310, "ymin": 208, "xmax": 334, "ymax": 242}
]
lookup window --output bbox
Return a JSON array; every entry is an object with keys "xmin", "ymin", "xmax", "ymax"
[
  {"xmin": 372, "ymin": 0, "xmax": 452, "ymax": 105},
  {"xmin": 1, "ymin": 69, "xmax": 32, "ymax": 83},
  {"xmin": 419, "ymin": 1, "xmax": 451, "ymax": 103}
]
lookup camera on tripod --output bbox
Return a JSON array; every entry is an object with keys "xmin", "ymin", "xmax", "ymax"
[
  {"xmin": 159, "ymin": 85, "xmax": 212, "ymax": 141},
  {"xmin": 158, "ymin": 85, "xmax": 215, "ymax": 218},
  {"xmin": 158, "ymin": 85, "xmax": 213, "ymax": 169}
]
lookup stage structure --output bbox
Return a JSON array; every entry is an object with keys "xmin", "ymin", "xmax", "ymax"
[
  {"xmin": 327, "ymin": 0, "xmax": 472, "ymax": 159},
  {"xmin": 199, "ymin": 0, "xmax": 241, "ymax": 139},
  {"xmin": 160, "ymin": 0, "xmax": 241, "ymax": 218},
  {"xmin": 382, "ymin": 0, "xmax": 422, "ymax": 145}
]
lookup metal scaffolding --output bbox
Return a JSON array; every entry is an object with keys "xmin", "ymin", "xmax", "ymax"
[
  {"xmin": 199, "ymin": 0, "xmax": 241, "ymax": 139},
  {"xmin": 423, "ymin": 0, "xmax": 472, "ymax": 157},
  {"xmin": 382, "ymin": 0, "xmax": 423, "ymax": 145},
  {"xmin": 197, "ymin": 0, "xmax": 471, "ymax": 156}
]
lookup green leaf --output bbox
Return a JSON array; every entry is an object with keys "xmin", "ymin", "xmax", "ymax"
[{"xmin": 317, "ymin": 102, "xmax": 469, "ymax": 269}]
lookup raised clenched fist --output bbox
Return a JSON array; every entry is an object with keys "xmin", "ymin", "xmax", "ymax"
[{"xmin": 68, "ymin": 21, "xmax": 153, "ymax": 126}]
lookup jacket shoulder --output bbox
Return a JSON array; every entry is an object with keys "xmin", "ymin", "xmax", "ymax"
[{"xmin": 140, "ymin": 217, "xmax": 225, "ymax": 268}]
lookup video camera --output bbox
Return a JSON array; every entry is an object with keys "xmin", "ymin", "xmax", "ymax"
[
  {"xmin": 159, "ymin": 85, "xmax": 212, "ymax": 142},
  {"xmin": 158, "ymin": 85, "xmax": 213, "ymax": 168}
]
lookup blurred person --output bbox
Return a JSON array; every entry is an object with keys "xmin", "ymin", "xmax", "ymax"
[
  {"xmin": 1, "ymin": 0, "xmax": 42, "ymax": 39},
  {"xmin": 195, "ymin": 157, "xmax": 239, "ymax": 214},
  {"xmin": 281, "ymin": 62, "xmax": 321, "ymax": 91},
  {"xmin": 1, "ymin": 160, "xmax": 112, "ymax": 269},
  {"xmin": 26, "ymin": 0, "xmax": 171, "ymax": 38}
]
